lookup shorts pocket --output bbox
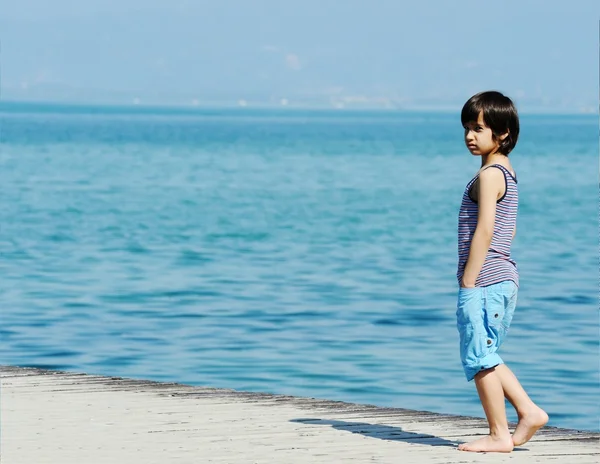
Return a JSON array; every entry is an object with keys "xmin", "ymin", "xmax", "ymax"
[
  {"xmin": 485, "ymin": 291, "xmax": 506, "ymax": 329},
  {"xmin": 456, "ymin": 287, "xmax": 483, "ymax": 325}
]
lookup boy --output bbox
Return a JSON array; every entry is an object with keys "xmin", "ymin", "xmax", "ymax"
[{"xmin": 456, "ymin": 91, "xmax": 548, "ymax": 453}]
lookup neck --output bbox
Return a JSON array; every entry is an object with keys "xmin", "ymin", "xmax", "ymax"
[{"xmin": 481, "ymin": 152, "xmax": 506, "ymax": 167}]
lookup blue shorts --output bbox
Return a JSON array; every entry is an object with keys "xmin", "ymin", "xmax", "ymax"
[{"xmin": 456, "ymin": 280, "xmax": 518, "ymax": 381}]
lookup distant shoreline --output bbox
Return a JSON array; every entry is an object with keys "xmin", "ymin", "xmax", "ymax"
[{"xmin": 1, "ymin": 98, "xmax": 597, "ymax": 117}]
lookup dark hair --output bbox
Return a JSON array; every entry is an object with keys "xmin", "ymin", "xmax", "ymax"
[{"xmin": 461, "ymin": 91, "xmax": 520, "ymax": 155}]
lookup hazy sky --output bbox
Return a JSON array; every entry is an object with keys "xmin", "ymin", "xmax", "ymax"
[{"xmin": 2, "ymin": 0, "xmax": 599, "ymax": 109}]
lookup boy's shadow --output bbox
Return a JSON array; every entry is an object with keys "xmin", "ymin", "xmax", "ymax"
[{"xmin": 290, "ymin": 418, "xmax": 458, "ymax": 447}]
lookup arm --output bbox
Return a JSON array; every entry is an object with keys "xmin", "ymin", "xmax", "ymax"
[{"xmin": 461, "ymin": 167, "xmax": 505, "ymax": 287}]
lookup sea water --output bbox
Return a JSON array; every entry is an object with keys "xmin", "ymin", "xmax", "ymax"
[{"xmin": 0, "ymin": 102, "xmax": 597, "ymax": 431}]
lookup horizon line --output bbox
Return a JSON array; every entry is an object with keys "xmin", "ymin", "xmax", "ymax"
[{"xmin": 0, "ymin": 98, "xmax": 597, "ymax": 117}]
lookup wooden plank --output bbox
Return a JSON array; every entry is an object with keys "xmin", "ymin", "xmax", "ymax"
[{"xmin": 1, "ymin": 366, "xmax": 598, "ymax": 464}]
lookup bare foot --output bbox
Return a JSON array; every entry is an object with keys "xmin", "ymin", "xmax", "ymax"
[
  {"xmin": 512, "ymin": 406, "xmax": 549, "ymax": 446},
  {"xmin": 458, "ymin": 432, "xmax": 514, "ymax": 453}
]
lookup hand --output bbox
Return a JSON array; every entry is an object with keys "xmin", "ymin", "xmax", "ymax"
[{"xmin": 461, "ymin": 278, "xmax": 476, "ymax": 288}]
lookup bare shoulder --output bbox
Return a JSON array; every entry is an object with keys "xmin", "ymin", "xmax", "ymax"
[
  {"xmin": 487, "ymin": 161, "xmax": 516, "ymax": 178},
  {"xmin": 478, "ymin": 166, "xmax": 506, "ymax": 199},
  {"xmin": 479, "ymin": 165, "xmax": 505, "ymax": 184}
]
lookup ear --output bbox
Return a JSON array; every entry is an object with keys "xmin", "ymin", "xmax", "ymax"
[{"xmin": 498, "ymin": 130, "xmax": 510, "ymax": 141}]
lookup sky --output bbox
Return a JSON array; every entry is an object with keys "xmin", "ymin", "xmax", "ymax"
[{"xmin": 1, "ymin": 0, "xmax": 599, "ymax": 110}]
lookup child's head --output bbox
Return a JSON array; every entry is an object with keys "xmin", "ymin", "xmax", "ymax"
[{"xmin": 461, "ymin": 91, "xmax": 520, "ymax": 156}]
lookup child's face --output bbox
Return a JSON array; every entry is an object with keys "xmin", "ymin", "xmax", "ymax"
[{"xmin": 463, "ymin": 112, "xmax": 499, "ymax": 157}]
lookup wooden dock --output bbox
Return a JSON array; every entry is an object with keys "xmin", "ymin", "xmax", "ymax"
[{"xmin": 1, "ymin": 366, "xmax": 598, "ymax": 463}]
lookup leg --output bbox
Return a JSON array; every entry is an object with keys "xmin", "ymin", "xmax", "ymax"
[
  {"xmin": 495, "ymin": 364, "xmax": 548, "ymax": 446},
  {"xmin": 458, "ymin": 367, "xmax": 514, "ymax": 453}
]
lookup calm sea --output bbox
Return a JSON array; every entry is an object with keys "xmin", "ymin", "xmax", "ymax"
[{"xmin": 0, "ymin": 102, "xmax": 597, "ymax": 431}]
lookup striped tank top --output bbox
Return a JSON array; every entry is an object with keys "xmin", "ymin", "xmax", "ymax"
[{"xmin": 457, "ymin": 164, "xmax": 519, "ymax": 287}]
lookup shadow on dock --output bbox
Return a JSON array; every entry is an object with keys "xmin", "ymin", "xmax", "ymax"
[{"xmin": 291, "ymin": 418, "xmax": 458, "ymax": 448}]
